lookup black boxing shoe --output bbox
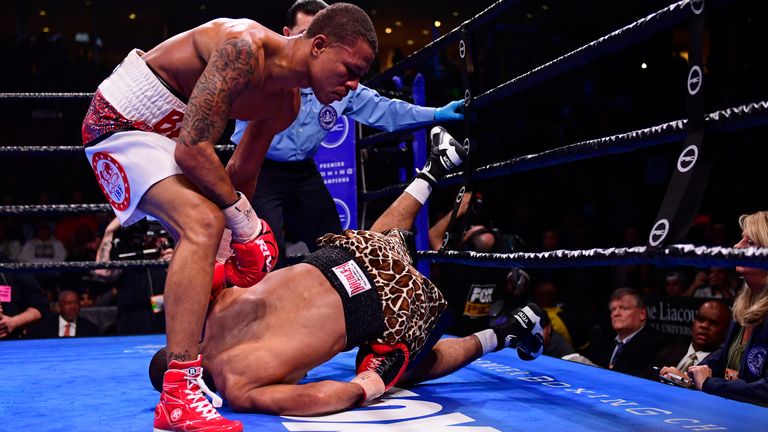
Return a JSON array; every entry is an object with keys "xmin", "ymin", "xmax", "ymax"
[
  {"xmin": 416, "ymin": 126, "xmax": 469, "ymax": 185},
  {"xmin": 490, "ymin": 303, "xmax": 545, "ymax": 361}
]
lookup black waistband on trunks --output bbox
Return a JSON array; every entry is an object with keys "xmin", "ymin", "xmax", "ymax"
[{"xmin": 303, "ymin": 246, "xmax": 385, "ymax": 351}]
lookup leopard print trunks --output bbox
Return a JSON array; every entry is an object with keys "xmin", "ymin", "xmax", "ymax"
[{"xmin": 313, "ymin": 229, "xmax": 447, "ymax": 356}]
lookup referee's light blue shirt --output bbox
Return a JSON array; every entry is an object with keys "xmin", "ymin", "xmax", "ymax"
[{"xmin": 231, "ymin": 85, "xmax": 436, "ymax": 162}]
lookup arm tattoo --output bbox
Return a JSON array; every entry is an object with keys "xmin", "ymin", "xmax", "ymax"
[
  {"xmin": 97, "ymin": 241, "xmax": 111, "ymax": 262},
  {"xmin": 179, "ymin": 38, "xmax": 258, "ymax": 148}
]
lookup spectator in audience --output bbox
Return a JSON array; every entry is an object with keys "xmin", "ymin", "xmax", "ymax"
[
  {"xmin": 665, "ymin": 270, "xmax": 689, "ymax": 297},
  {"xmin": 18, "ymin": 221, "xmax": 67, "ymax": 298},
  {"xmin": 18, "ymin": 222, "xmax": 66, "ymax": 263},
  {"xmin": 95, "ymin": 218, "xmax": 171, "ymax": 335},
  {"xmin": 533, "ymin": 281, "xmax": 573, "ymax": 344},
  {"xmin": 662, "ymin": 211, "xmax": 768, "ymax": 406},
  {"xmin": 0, "ymin": 223, "xmax": 21, "ymax": 261},
  {"xmin": 659, "ymin": 300, "xmax": 732, "ymax": 373},
  {"xmin": 0, "ymin": 254, "xmax": 48, "ymax": 339},
  {"xmin": 28, "ymin": 290, "xmax": 99, "ymax": 338},
  {"xmin": 690, "ymin": 267, "xmax": 737, "ymax": 301},
  {"xmin": 540, "ymin": 228, "xmax": 560, "ymax": 252},
  {"xmin": 591, "ymin": 287, "xmax": 667, "ymax": 380},
  {"xmin": 428, "ymin": 192, "xmax": 509, "ymax": 336},
  {"xmin": 78, "ymin": 291, "xmax": 95, "ymax": 308},
  {"xmin": 538, "ymin": 309, "xmax": 576, "ymax": 358}
]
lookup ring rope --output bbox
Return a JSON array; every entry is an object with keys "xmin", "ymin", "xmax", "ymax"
[
  {"xmin": 474, "ymin": 0, "xmax": 715, "ymax": 109},
  {"xmin": 3, "ymin": 99, "xmax": 763, "ymax": 214},
  {"xmin": 0, "ymin": 90, "xmax": 412, "ymax": 102},
  {"xmin": 418, "ymin": 245, "xmax": 768, "ymax": 270},
  {"xmin": 361, "ymin": 0, "xmax": 706, "ymax": 148},
  {"xmin": 2, "ymin": 2, "xmax": 752, "ymax": 283},
  {"xmin": 361, "ymin": 99, "xmax": 768, "ymax": 201},
  {"xmin": 0, "ymin": 92, "xmax": 93, "ymax": 99},
  {"xmin": 0, "ymin": 144, "xmax": 236, "ymax": 155},
  {"xmin": 0, "ymin": 203, "xmax": 113, "ymax": 216},
  {"xmin": 365, "ymin": 0, "xmax": 520, "ymax": 88},
  {"xmin": 0, "ymin": 1, "xmax": 703, "ymax": 152},
  {"xmin": 0, "ymin": 259, "xmax": 168, "ymax": 273},
  {"xmin": 4, "ymin": 245, "xmax": 767, "ymax": 273},
  {"xmin": 456, "ymin": 101, "xmax": 768, "ymax": 183}
]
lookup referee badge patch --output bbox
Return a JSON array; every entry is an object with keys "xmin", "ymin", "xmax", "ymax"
[{"xmin": 318, "ymin": 105, "xmax": 337, "ymax": 130}]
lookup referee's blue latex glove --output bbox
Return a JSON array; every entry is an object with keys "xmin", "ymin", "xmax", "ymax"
[{"xmin": 434, "ymin": 100, "xmax": 464, "ymax": 122}]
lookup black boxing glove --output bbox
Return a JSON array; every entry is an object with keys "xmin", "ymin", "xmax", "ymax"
[
  {"xmin": 490, "ymin": 303, "xmax": 544, "ymax": 360},
  {"xmin": 416, "ymin": 126, "xmax": 468, "ymax": 185}
]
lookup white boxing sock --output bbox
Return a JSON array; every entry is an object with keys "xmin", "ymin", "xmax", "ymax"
[
  {"xmin": 404, "ymin": 178, "xmax": 432, "ymax": 205},
  {"xmin": 474, "ymin": 329, "xmax": 498, "ymax": 355}
]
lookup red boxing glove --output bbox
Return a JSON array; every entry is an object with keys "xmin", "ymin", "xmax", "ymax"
[
  {"xmin": 223, "ymin": 219, "xmax": 278, "ymax": 287},
  {"xmin": 210, "ymin": 261, "xmax": 227, "ymax": 302},
  {"xmin": 351, "ymin": 342, "xmax": 410, "ymax": 404}
]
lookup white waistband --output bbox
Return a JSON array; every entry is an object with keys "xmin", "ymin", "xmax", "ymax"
[{"xmin": 98, "ymin": 49, "xmax": 187, "ymax": 127}]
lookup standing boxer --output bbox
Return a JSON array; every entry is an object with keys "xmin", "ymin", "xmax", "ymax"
[{"xmin": 81, "ymin": 4, "xmax": 377, "ymax": 431}]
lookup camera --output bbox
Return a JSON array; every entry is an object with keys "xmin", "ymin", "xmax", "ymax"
[{"xmin": 110, "ymin": 220, "xmax": 174, "ymax": 260}]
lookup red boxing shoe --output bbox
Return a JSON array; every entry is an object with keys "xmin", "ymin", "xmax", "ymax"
[{"xmin": 153, "ymin": 355, "xmax": 242, "ymax": 432}]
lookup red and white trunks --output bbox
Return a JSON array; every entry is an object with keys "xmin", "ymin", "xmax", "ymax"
[{"xmin": 82, "ymin": 49, "xmax": 186, "ymax": 226}]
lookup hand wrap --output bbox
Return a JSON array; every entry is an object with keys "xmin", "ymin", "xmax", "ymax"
[{"xmin": 351, "ymin": 342, "xmax": 410, "ymax": 404}]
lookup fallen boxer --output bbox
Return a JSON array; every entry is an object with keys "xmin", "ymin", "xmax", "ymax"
[{"xmin": 150, "ymin": 127, "xmax": 545, "ymax": 416}]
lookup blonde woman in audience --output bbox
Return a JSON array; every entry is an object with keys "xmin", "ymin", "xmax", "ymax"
[{"xmin": 660, "ymin": 211, "xmax": 768, "ymax": 406}]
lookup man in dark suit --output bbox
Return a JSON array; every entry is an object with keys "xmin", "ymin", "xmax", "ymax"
[
  {"xmin": 595, "ymin": 287, "xmax": 667, "ymax": 380},
  {"xmin": 29, "ymin": 290, "xmax": 99, "ymax": 338},
  {"xmin": 658, "ymin": 300, "xmax": 732, "ymax": 374}
]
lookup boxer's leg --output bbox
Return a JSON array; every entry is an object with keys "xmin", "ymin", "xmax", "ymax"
[
  {"xmin": 139, "ymin": 175, "xmax": 245, "ymax": 431},
  {"xmin": 401, "ymin": 336, "xmax": 485, "ymax": 386},
  {"xmin": 370, "ymin": 193, "xmax": 423, "ymax": 233},
  {"xmin": 401, "ymin": 303, "xmax": 546, "ymax": 386},
  {"xmin": 138, "ymin": 174, "xmax": 225, "ymax": 363}
]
